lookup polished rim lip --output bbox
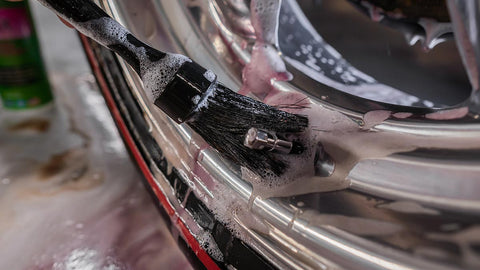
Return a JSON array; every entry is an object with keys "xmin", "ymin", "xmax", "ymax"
[
  {"xmin": 102, "ymin": 0, "xmax": 480, "ymax": 208},
  {"xmin": 91, "ymin": 36, "xmax": 459, "ymax": 269},
  {"xmin": 78, "ymin": 34, "xmax": 221, "ymax": 270},
  {"xmin": 201, "ymin": 0, "xmax": 480, "ymax": 211},
  {"xmin": 90, "ymin": 1, "xmax": 478, "ymax": 269},
  {"xmin": 209, "ymin": 0, "xmax": 480, "ymax": 213},
  {"xmin": 81, "ymin": 26, "xmax": 330, "ymax": 269},
  {"xmin": 94, "ymin": 51, "xmax": 461, "ymax": 269}
]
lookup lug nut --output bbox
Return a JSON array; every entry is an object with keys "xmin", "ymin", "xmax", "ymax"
[{"xmin": 244, "ymin": 128, "xmax": 293, "ymax": 154}]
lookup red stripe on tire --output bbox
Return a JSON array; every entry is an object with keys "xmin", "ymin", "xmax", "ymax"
[{"xmin": 79, "ymin": 34, "xmax": 220, "ymax": 270}]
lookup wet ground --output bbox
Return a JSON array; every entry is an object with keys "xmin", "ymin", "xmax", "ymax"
[{"xmin": 0, "ymin": 2, "xmax": 191, "ymax": 269}]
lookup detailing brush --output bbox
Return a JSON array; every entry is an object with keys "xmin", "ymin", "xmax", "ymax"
[{"xmin": 38, "ymin": 0, "xmax": 308, "ymax": 177}]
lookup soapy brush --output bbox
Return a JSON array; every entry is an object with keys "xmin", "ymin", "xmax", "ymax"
[{"xmin": 37, "ymin": 0, "xmax": 308, "ymax": 177}]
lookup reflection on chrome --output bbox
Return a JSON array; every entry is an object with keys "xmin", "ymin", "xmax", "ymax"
[{"xmin": 93, "ymin": 0, "xmax": 480, "ymax": 269}]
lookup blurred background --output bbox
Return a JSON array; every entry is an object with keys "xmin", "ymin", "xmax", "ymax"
[{"xmin": 0, "ymin": 1, "xmax": 192, "ymax": 269}]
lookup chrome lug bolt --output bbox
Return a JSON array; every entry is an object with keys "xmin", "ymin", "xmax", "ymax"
[{"xmin": 244, "ymin": 127, "xmax": 293, "ymax": 154}]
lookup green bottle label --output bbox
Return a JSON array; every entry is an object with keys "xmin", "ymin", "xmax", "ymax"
[{"xmin": 0, "ymin": 1, "xmax": 53, "ymax": 110}]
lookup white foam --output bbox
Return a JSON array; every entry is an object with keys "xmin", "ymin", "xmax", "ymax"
[
  {"xmin": 192, "ymin": 83, "xmax": 217, "ymax": 112},
  {"xmin": 141, "ymin": 53, "xmax": 191, "ymax": 102},
  {"xmin": 191, "ymin": 95, "xmax": 201, "ymax": 105},
  {"xmin": 73, "ymin": 17, "xmax": 190, "ymax": 102},
  {"xmin": 286, "ymin": 56, "xmax": 422, "ymax": 106},
  {"xmin": 203, "ymin": 70, "xmax": 216, "ymax": 82},
  {"xmin": 251, "ymin": 0, "xmax": 281, "ymax": 44},
  {"xmin": 197, "ymin": 231, "xmax": 224, "ymax": 262},
  {"xmin": 203, "ymin": 181, "xmax": 269, "ymax": 242}
]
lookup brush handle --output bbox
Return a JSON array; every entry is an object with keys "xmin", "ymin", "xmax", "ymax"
[
  {"xmin": 37, "ymin": 0, "xmax": 166, "ymax": 75},
  {"xmin": 38, "ymin": 0, "xmax": 218, "ymax": 123}
]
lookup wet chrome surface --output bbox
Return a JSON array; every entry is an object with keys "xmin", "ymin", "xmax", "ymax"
[
  {"xmin": 95, "ymin": 0, "xmax": 480, "ymax": 269},
  {"xmin": 447, "ymin": 0, "xmax": 480, "ymax": 102}
]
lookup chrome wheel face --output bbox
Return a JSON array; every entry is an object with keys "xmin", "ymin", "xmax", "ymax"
[{"xmin": 92, "ymin": 0, "xmax": 480, "ymax": 269}]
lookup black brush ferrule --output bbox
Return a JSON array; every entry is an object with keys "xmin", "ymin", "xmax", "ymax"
[{"xmin": 154, "ymin": 61, "xmax": 216, "ymax": 123}]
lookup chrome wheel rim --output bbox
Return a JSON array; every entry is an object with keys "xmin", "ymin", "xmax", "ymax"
[{"xmin": 93, "ymin": 0, "xmax": 480, "ymax": 269}]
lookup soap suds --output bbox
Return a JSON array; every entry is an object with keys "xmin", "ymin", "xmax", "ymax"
[
  {"xmin": 233, "ymin": 0, "xmax": 480, "ymax": 200},
  {"xmin": 278, "ymin": 0, "xmax": 449, "ymax": 108},
  {"xmin": 54, "ymin": 15, "xmax": 191, "ymax": 102},
  {"xmin": 240, "ymin": 43, "xmax": 292, "ymax": 99},
  {"xmin": 197, "ymin": 231, "xmax": 224, "ymax": 262},
  {"xmin": 250, "ymin": 0, "xmax": 281, "ymax": 45},
  {"xmin": 240, "ymin": 0, "xmax": 292, "ymax": 100},
  {"xmin": 191, "ymin": 83, "xmax": 217, "ymax": 112},
  {"xmin": 141, "ymin": 53, "xmax": 191, "ymax": 102},
  {"xmin": 203, "ymin": 70, "xmax": 216, "ymax": 82}
]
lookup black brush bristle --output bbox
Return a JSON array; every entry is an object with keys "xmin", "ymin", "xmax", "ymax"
[
  {"xmin": 156, "ymin": 61, "xmax": 309, "ymax": 177},
  {"xmin": 188, "ymin": 84, "xmax": 308, "ymax": 177},
  {"xmin": 40, "ymin": 0, "xmax": 309, "ymax": 177}
]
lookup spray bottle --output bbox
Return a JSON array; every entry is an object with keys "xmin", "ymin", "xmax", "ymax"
[{"xmin": 0, "ymin": 0, "xmax": 54, "ymax": 124}]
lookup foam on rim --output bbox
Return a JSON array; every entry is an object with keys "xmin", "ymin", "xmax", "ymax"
[
  {"xmin": 251, "ymin": 0, "xmax": 281, "ymax": 45},
  {"xmin": 235, "ymin": 0, "xmax": 480, "ymax": 199}
]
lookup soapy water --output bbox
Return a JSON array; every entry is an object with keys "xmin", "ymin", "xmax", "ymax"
[
  {"xmin": 250, "ymin": 0, "xmax": 281, "ymax": 45},
  {"xmin": 40, "ymin": 0, "xmax": 444, "ymax": 199},
  {"xmin": 43, "ymin": 0, "xmax": 478, "ymax": 202},
  {"xmin": 238, "ymin": 0, "xmax": 349, "ymax": 197},
  {"xmin": 58, "ymin": 2, "xmax": 479, "ymax": 268},
  {"xmin": 240, "ymin": 0, "xmax": 291, "ymax": 100},
  {"xmin": 73, "ymin": 17, "xmax": 191, "ymax": 102},
  {"xmin": 37, "ymin": 2, "xmax": 478, "ymax": 266},
  {"xmin": 41, "ymin": 0, "xmax": 475, "ymax": 200},
  {"xmin": 232, "ymin": 0, "xmax": 480, "ymax": 200},
  {"xmin": 203, "ymin": 70, "xmax": 216, "ymax": 82},
  {"xmin": 36, "ymin": 0, "xmax": 193, "ymax": 102},
  {"xmin": 277, "ymin": 0, "xmax": 437, "ymax": 107}
]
